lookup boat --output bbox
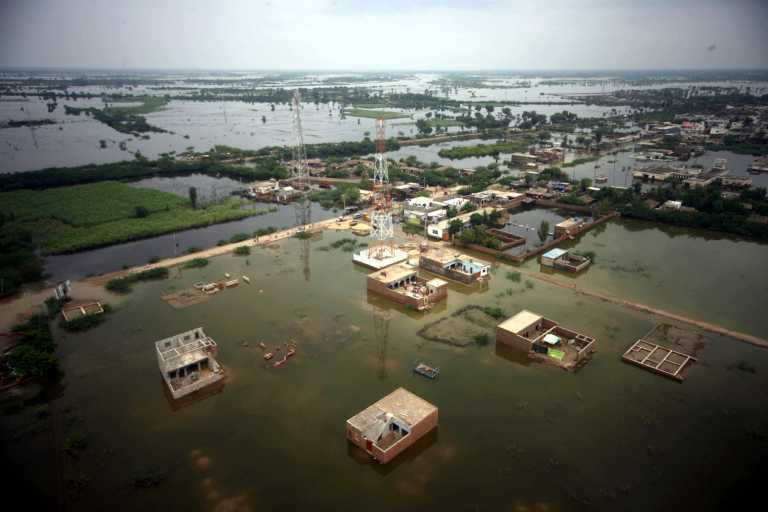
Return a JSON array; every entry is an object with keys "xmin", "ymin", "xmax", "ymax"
[
  {"xmin": 273, "ymin": 356, "xmax": 288, "ymax": 368},
  {"xmin": 286, "ymin": 348, "xmax": 296, "ymax": 358},
  {"xmin": 594, "ymin": 175, "xmax": 608, "ymax": 183},
  {"xmin": 413, "ymin": 362, "xmax": 440, "ymax": 380},
  {"xmin": 224, "ymin": 279, "xmax": 239, "ymax": 287},
  {"xmin": 242, "ymin": 276, "xmax": 251, "ymax": 284},
  {"xmin": 263, "ymin": 352, "xmax": 274, "ymax": 360},
  {"xmin": 224, "ymin": 273, "xmax": 231, "ymax": 279},
  {"xmin": 259, "ymin": 342, "xmax": 267, "ymax": 350}
]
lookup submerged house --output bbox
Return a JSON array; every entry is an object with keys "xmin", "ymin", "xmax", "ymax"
[
  {"xmin": 155, "ymin": 327, "xmax": 224, "ymax": 400},
  {"xmin": 496, "ymin": 310, "xmax": 596, "ymax": 370},
  {"xmin": 419, "ymin": 250, "xmax": 490, "ymax": 284},
  {"xmin": 346, "ymin": 387, "xmax": 438, "ymax": 464},
  {"xmin": 540, "ymin": 248, "xmax": 591, "ymax": 273},
  {"xmin": 367, "ymin": 263, "xmax": 447, "ymax": 311}
]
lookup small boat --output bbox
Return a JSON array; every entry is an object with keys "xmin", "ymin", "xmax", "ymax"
[
  {"xmin": 594, "ymin": 175, "xmax": 608, "ymax": 183},
  {"xmin": 273, "ymin": 356, "xmax": 288, "ymax": 368},
  {"xmin": 242, "ymin": 276, "xmax": 251, "ymax": 284},
  {"xmin": 259, "ymin": 342, "xmax": 267, "ymax": 350},
  {"xmin": 224, "ymin": 273, "xmax": 231, "ymax": 279},
  {"xmin": 224, "ymin": 279, "xmax": 239, "ymax": 287},
  {"xmin": 263, "ymin": 352, "xmax": 274, "ymax": 360},
  {"xmin": 413, "ymin": 362, "xmax": 440, "ymax": 380},
  {"xmin": 286, "ymin": 348, "xmax": 296, "ymax": 358}
]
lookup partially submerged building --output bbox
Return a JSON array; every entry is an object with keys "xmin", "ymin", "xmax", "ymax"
[
  {"xmin": 155, "ymin": 327, "xmax": 225, "ymax": 400},
  {"xmin": 496, "ymin": 310, "xmax": 596, "ymax": 370},
  {"xmin": 540, "ymin": 248, "xmax": 591, "ymax": 273},
  {"xmin": 419, "ymin": 249, "xmax": 490, "ymax": 285},
  {"xmin": 346, "ymin": 387, "xmax": 438, "ymax": 464},
  {"xmin": 554, "ymin": 218, "xmax": 588, "ymax": 237},
  {"xmin": 367, "ymin": 263, "xmax": 447, "ymax": 311}
]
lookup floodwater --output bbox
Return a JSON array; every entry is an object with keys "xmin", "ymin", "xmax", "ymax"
[
  {"xmin": 43, "ymin": 196, "xmax": 336, "ymax": 283},
  {"xmin": 4, "ymin": 223, "xmax": 767, "ymax": 511}
]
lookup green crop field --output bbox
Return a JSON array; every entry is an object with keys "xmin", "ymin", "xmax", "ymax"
[
  {"xmin": 344, "ymin": 108, "xmax": 409, "ymax": 120},
  {"xmin": 437, "ymin": 139, "xmax": 529, "ymax": 159},
  {"xmin": 0, "ymin": 182, "xmax": 269, "ymax": 254},
  {"xmin": 0, "ymin": 182, "xmax": 186, "ymax": 226}
]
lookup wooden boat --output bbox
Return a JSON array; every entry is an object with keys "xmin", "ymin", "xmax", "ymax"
[
  {"xmin": 259, "ymin": 342, "xmax": 267, "ymax": 350},
  {"xmin": 413, "ymin": 362, "xmax": 440, "ymax": 380},
  {"xmin": 263, "ymin": 352, "xmax": 274, "ymax": 360},
  {"xmin": 242, "ymin": 276, "xmax": 251, "ymax": 284},
  {"xmin": 286, "ymin": 348, "xmax": 296, "ymax": 358},
  {"xmin": 273, "ymin": 356, "xmax": 288, "ymax": 368},
  {"xmin": 224, "ymin": 279, "xmax": 239, "ymax": 287}
]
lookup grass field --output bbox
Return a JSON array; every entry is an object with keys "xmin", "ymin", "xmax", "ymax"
[
  {"xmin": 426, "ymin": 118, "xmax": 462, "ymax": 128},
  {"xmin": 344, "ymin": 108, "xmax": 409, "ymax": 120},
  {"xmin": 0, "ymin": 182, "xmax": 186, "ymax": 226},
  {"xmin": 0, "ymin": 182, "xmax": 268, "ymax": 254},
  {"xmin": 106, "ymin": 96, "xmax": 169, "ymax": 115},
  {"xmin": 437, "ymin": 139, "xmax": 529, "ymax": 159}
]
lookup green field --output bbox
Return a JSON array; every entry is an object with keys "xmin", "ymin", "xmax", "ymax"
[
  {"xmin": 0, "ymin": 182, "xmax": 186, "ymax": 226},
  {"xmin": 426, "ymin": 118, "xmax": 462, "ymax": 128},
  {"xmin": 0, "ymin": 182, "xmax": 268, "ymax": 254},
  {"xmin": 344, "ymin": 108, "xmax": 409, "ymax": 120},
  {"xmin": 437, "ymin": 139, "xmax": 529, "ymax": 159}
]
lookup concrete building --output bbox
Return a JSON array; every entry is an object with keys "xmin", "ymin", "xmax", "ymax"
[
  {"xmin": 367, "ymin": 263, "xmax": 447, "ymax": 311},
  {"xmin": 346, "ymin": 387, "xmax": 438, "ymax": 464},
  {"xmin": 426, "ymin": 207, "xmax": 500, "ymax": 240},
  {"xmin": 155, "ymin": 327, "xmax": 225, "ymax": 400},
  {"xmin": 540, "ymin": 248, "xmax": 591, "ymax": 273},
  {"xmin": 419, "ymin": 249, "xmax": 490, "ymax": 284},
  {"xmin": 554, "ymin": 218, "xmax": 587, "ymax": 237},
  {"xmin": 496, "ymin": 310, "xmax": 596, "ymax": 370}
]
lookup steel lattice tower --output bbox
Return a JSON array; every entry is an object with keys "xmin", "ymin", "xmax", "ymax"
[
  {"xmin": 292, "ymin": 90, "xmax": 311, "ymax": 229},
  {"xmin": 369, "ymin": 118, "xmax": 395, "ymax": 259},
  {"xmin": 292, "ymin": 90, "xmax": 311, "ymax": 281}
]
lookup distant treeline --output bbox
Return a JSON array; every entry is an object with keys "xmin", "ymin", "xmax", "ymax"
[{"xmin": 0, "ymin": 156, "xmax": 286, "ymax": 192}]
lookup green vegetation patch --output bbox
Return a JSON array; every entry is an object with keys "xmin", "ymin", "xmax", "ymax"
[
  {"xmin": 0, "ymin": 180, "xmax": 269, "ymax": 254},
  {"xmin": 438, "ymin": 139, "xmax": 529, "ymax": 159},
  {"xmin": 344, "ymin": 108, "xmax": 408, "ymax": 120},
  {"xmin": 0, "ymin": 182, "xmax": 186, "ymax": 227},
  {"xmin": 183, "ymin": 258, "xmax": 209, "ymax": 268},
  {"xmin": 106, "ymin": 267, "xmax": 169, "ymax": 294}
]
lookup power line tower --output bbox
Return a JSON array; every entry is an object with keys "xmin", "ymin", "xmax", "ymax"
[
  {"xmin": 369, "ymin": 118, "xmax": 395, "ymax": 260},
  {"xmin": 291, "ymin": 89, "xmax": 312, "ymax": 281}
]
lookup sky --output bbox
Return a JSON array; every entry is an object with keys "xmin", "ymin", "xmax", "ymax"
[{"xmin": 0, "ymin": 0, "xmax": 766, "ymax": 71}]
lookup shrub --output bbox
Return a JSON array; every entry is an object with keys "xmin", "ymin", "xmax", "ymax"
[
  {"xmin": 483, "ymin": 306, "xmax": 506, "ymax": 319},
  {"xmin": 229, "ymin": 232, "xmax": 249, "ymax": 243},
  {"xmin": 233, "ymin": 246, "xmax": 251, "ymax": 256},
  {"xmin": 505, "ymin": 271, "xmax": 521, "ymax": 282},
  {"xmin": 183, "ymin": 258, "xmax": 209, "ymax": 268},
  {"xmin": 473, "ymin": 333, "xmax": 491, "ymax": 346}
]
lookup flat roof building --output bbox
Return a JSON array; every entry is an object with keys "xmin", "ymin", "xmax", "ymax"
[
  {"xmin": 419, "ymin": 249, "xmax": 490, "ymax": 285},
  {"xmin": 541, "ymin": 248, "xmax": 591, "ymax": 273},
  {"xmin": 346, "ymin": 387, "xmax": 438, "ymax": 464},
  {"xmin": 496, "ymin": 310, "xmax": 596, "ymax": 371},
  {"xmin": 367, "ymin": 263, "xmax": 447, "ymax": 311},
  {"xmin": 155, "ymin": 327, "xmax": 224, "ymax": 400}
]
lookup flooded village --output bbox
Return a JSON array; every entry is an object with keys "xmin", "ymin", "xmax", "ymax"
[{"xmin": 2, "ymin": 6, "xmax": 768, "ymax": 509}]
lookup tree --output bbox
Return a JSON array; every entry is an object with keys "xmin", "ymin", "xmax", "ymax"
[
  {"xmin": 538, "ymin": 220, "xmax": 550, "ymax": 243},
  {"xmin": 448, "ymin": 219, "xmax": 464, "ymax": 239},
  {"xmin": 189, "ymin": 186, "xmax": 198, "ymax": 209},
  {"xmin": 133, "ymin": 206, "xmax": 149, "ymax": 218}
]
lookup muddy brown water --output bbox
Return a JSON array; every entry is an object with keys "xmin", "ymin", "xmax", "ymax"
[{"xmin": 2, "ymin": 221, "xmax": 768, "ymax": 511}]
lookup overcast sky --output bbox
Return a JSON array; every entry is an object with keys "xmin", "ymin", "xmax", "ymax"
[{"xmin": 0, "ymin": 0, "xmax": 766, "ymax": 71}]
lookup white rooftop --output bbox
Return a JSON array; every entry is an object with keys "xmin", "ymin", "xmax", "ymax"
[{"xmin": 497, "ymin": 310, "xmax": 543, "ymax": 334}]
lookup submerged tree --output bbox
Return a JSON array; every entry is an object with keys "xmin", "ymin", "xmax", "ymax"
[{"xmin": 538, "ymin": 220, "xmax": 550, "ymax": 243}]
